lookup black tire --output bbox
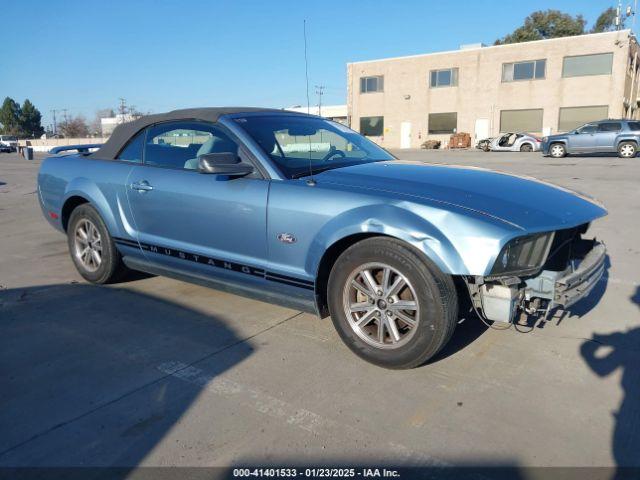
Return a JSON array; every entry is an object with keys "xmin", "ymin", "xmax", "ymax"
[
  {"xmin": 327, "ymin": 237, "xmax": 458, "ymax": 369},
  {"xmin": 617, "ymin": 141, "xmax": 637, "ymax": 158},
  {"xmin": 549, "ymin": 143, "xmax": 566, "ymax": 158},
  {"xmin": 520, "ymin": 143, "xmax": 533, "ymax": 152},
  {"xmin": 67, "ymin": 204, "xmax": 129, "ymax": 284}
]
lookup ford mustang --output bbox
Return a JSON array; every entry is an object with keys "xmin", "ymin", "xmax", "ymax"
[{"xmin": 38, "ymin": 108, "xmax": 607, "ymax": 369}]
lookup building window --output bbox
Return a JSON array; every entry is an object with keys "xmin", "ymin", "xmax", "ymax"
[
  {"xmin": 562, "ymin": 53, "xmax": 613, "ymax": 77},
  {"xmin": 499, "ymin": 109, "xmax": 543, "ymax": 132},
  {"xmin": 430, "ymin": 68, "xmax": 458, "ymax": 88},
  {"xmin": 558, "ymin": 105, "xmax": 609, "ymax": 132},
  {"xmin": 360, "ymin": 76, "xmax": 384, "ymax": 93},
  {"xmin": 428, "ymin": 112, "xmax": 457, "ymax": 134},
  {"xmin": 360, "ymin": 116, "xmax": 384, "ymax": 136},
  {"xmin": 502, "ymin": 59, "xmax": 546, "ymax": 82}
]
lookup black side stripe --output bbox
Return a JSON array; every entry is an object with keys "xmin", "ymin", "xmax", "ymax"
[
  {"xmin": 265, "ymin": 272, "xmax": 314, "ymax": 287},
  {"xmin": 113, "ymin": 237, "xmax": 315, "ymax": 290}
]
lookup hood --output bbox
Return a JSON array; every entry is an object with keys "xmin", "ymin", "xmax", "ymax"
[
  {"xmin": 314, "ymin": 161, "xmax": 607, "ymax": 231},
  {"xmin": 544, "ymin": 133, "xmax": 568, "ymax": 140}
]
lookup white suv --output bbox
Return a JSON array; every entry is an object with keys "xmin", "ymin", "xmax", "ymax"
[{"xmin": 0, "ymin": 135, "xmax": 18, "ymax": 152}]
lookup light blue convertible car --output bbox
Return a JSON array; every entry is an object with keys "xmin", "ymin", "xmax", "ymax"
[{"xmin": 38, "ymin": 108, "xmax": 607, "ymax": 369}]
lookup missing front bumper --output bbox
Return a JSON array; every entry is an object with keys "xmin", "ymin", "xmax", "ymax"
[
  {"xmin": 553, "ymin": 242, "xmax": 606, "ymax": 308},
  {"xmin": 471, "ymin": 241, "xmax": 606, "ymax": 323}
]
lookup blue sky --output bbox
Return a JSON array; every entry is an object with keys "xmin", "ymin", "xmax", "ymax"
[{"xmin": 0, "ymin": 0, "xmax": 629, "ymax": 128}]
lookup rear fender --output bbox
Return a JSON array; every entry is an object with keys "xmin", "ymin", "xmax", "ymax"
[
  {"xmin": 63, "ymin": 177, "xmax": 121, "ymax": 235},
  {"xmin": 615, "ymin": 136, "xmax": 638, "ymax": 147}
]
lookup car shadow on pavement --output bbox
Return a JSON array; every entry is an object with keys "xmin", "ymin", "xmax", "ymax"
[
  {"xmin": 580, "ymin": 286, "xmax": 640, "ymax": 478},
  {"xmin": 0, "ymin": 283, "xmax": 253, "ymax": 475}
]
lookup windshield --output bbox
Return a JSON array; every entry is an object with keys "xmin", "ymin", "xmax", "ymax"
[{"xmin": 233, "ymin": 114, "xmax": 395, "ymax": 179}]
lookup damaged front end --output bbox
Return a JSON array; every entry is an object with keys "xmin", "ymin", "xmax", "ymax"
[{"xmin": 466, "ymin": 224, "xmax": 607, "ymax": 324}]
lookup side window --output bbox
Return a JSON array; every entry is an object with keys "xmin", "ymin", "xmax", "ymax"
[
  {"xmin": 577, "ymin": 124, "xmax": 597, "ymax": 134},
  {"xmin": 116, "ymin": 130, "xmax": 145, "ymax": 163},
  {"xmin": 598, "ymin": 122, "xmax": 621, "ymax": 132},
  {"xmin": 144, "ymin": 121, "xmax": 239, "ymax": 170},
  {"xmin": 628, "ymin": 122, "xmax": 640, "ymax": 131}
]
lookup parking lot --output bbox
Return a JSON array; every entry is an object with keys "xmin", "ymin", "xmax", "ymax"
[{"xmin": 1, "ymin": 149, "xmax": 639, "ymax": 472}]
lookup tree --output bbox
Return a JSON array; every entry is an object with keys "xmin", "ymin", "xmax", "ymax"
[
  {"xmin": 19, "ymin": 99, "xmax": 44, "ymax": 138},
  {"xmin": 59, "ymin": 115, "xmax": 90, "ymax": 138},
  {"xmin": 0, "ymin": 97, "xmax": 22, "ymax": 135},
  {"xmin": 591, "ymin": 7, "xmax": 624, "ymax": 33},
  {"xmin": 495, "ymin": 9, "xmax": 586, "ymax": 45}
]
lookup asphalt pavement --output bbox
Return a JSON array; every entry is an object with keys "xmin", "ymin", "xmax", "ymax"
[{"xmin": 1, "ymin": 149, "xmax": 639, "ymax": 473}]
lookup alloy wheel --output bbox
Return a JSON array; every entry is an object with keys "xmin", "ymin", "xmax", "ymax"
[
  {"xmin": 620, "ymin": 144, "xmax": 636, "ymax": 157},
  {"xmin": 550, "ymin": 145, "xmax": 565, "ymax": 157},
  {"xmin": 342, "ymin": 262, "xmax": 420, "ymax": 350},
  {"xmin": 73, "ymin": 218, "xmax": 103, "ymax": 272}
]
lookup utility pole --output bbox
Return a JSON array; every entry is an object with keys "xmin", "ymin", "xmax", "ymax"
[
  {"xmin": 118, "ymin": 98, "xmax": 128, "ymax": 123},
  {"xmin": 50, "ymin": 109, "xmax": 59, "ymax": 135},
  {"xmin": 315, "ymin": 85, "xmax": 325, "ymax": 117},
  {"xmin": 62, "ymin": 109, "xmax": 69, "ymax": 124}
]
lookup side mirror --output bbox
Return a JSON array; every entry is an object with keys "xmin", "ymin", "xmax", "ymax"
[{"xmin": 198, "ymin": 152, "xmax": 254, "ymax": 176}]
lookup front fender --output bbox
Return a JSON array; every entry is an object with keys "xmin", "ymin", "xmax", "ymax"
[{"xmin": 305, "ymin": 204, "xmax": 466, "ymax": 277}]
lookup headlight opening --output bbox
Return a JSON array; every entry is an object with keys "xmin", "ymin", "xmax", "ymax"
[{"xmin": 491, "ymin": 232, "xmax": 555, "ymax": 276}]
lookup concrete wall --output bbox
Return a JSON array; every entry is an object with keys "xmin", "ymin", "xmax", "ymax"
[
  {"xmin": 19, "ymin": 138, "xmax": 107, "ymax": 152},
  {"xmin": 348, "ymin": 30, "xmax": 639, "ymax": 149}
]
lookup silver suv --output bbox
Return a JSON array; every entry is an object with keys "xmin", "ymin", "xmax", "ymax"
[{"xmin": 541, "ymin": 120, "xmax": 640, "ymax": 158}]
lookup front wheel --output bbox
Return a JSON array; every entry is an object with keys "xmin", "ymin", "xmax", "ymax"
[
  {"xmin": 67, "ymin": 204, "xmax": 130, "ymax": 284},
  {"xmin": 549, "ymin": 143, "xmax": 566, "ymax": 158},
  {"xmin": 327, "ymin": 237, "xmax": 458, "ymax": 369},
  {"xmin": 618, "ymin": 141, "xmax": 637, "ymax": 158}
]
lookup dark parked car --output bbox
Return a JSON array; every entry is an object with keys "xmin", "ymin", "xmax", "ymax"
[{"xmin": 542, "ymin": 119, "xmax": 640, "ymax": 158}]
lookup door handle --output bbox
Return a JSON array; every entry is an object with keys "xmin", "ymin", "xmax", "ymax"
[{"xmin": 130, "ymin": 181, "xmax": 153, "ymax": 192}]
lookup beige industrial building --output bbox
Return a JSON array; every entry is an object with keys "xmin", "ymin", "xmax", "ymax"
[{"xmin": 347, "ymin": 29, "xmax": 640, "ymax": 149}]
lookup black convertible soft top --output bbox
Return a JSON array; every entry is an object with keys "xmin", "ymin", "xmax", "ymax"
[{"xmin": 92, "ymin": 107, "xmax": 293, "ymax": 160}]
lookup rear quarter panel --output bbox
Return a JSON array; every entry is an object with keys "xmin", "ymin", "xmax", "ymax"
[{"xmin": 38, "ymin": 155, "xmax": 135, "ymax": 237}]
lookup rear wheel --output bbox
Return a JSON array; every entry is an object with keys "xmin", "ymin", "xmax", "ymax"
[
  {"xmin": 520, "ymin": 143, "xmax": 533, "ymax": 152},
  {"xmin": 327, "ymin": 237, "xmax": 458, "ymax": 369},
  {"xmin": 618, "ymin": 141, "xmax": 637, "ymax": 158},
  {"xmin": 549, "ymin": 143, "xmax": 566, "ymax": 158},
  {"xmin": 67, "ymin": 204, "xmax": 129, "ymax": 284}
]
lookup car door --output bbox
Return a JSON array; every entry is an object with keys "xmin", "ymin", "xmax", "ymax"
[
  {"xmin": 567, "ymin": 123, "xmax": 597, "ymax": 152},
  {"xmin": 594, "ymin": 121, "xmax": 622, "ymax": 151},
  {"xmin": 492, "ymin": 134, "xmax": 511, "ymax": 151},
  {"xmin": 126, "ymin": 120, "xmax": 270, "ymax": 283}
]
